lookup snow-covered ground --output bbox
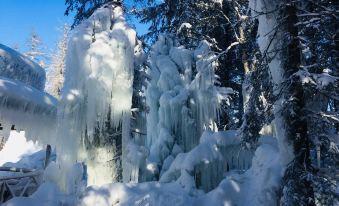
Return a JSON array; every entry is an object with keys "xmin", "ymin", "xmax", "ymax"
[
  {"xmin": 78, "ymin": 136, "xmax": 281, "ymax": 206},
  {"xmin": 0, "ymin": 131, "xmax": 41, "ymax": 166},
  {"xmin": 1, "ymin": 131, "xmax": 283, "ymax": 206}
]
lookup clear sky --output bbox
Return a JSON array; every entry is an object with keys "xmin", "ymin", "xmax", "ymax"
[
  {"xmin": 0, "ymin": 0, "xmax": 73, "ymax": 53},
  {"xmin": 0, "ymin": 0, "xmax": 147, "ymax": 54}
]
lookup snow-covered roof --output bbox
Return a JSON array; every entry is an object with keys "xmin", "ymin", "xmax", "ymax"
[
  {"xmin": 0, "ymin": 77, "xmax": 57, "ymax": 113},
  {"xmin": 0, "ymin": 44, "xmax": 55, "ymax": 141},
  {"xmin": 0, "ymin": 76, "xmax": 57, "ymax": 141},
  {"xmin": 0, "ymin": 44, "xmax": 45, "ymax": 91}
]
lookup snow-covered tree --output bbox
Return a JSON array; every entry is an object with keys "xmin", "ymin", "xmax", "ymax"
[
  {"xmin": 251, "ymin": 0, "xmax": 338, "ymax": 204},
  {"xmin": 292, "ymin": 1, "xmax": 338, "ymax": 204},
  {"xmin": 46, "ymin": 24, "xmax": 70, "ymax": 98},
  {"xmin": 25, "ymin": 31, "xmax": 49, "ymax": 69},
  {"xmin": 65, "ymin": 0, "xmax": 123, "ymax": 27}
]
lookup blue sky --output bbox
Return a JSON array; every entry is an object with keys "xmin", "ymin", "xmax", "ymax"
[
  {"xmin": 0, "ymin": 0, "xmax": 73, "ymax": 53},
  {"xmin": 0, "ymin": 0, "xmax": 147, "ymax": 54}
]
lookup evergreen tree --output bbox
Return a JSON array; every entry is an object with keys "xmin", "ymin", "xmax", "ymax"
[
  {"xmin": 65, "ymin": 0, "xmax": 123, "ymax": 27},
  {"xmin": 279, "ymin": 4, "xmax": 315, "ymax": 205},
  {"xmin": 251, "ymin": 0, "xmax": 338, "ymax": 204},
  {"xmin": 292, "ymin": 1, "xmax": 338, "ymax": 204}
]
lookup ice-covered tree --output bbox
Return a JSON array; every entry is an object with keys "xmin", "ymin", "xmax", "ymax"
[
  {"xmin": 46, "ymin": 24, "xmax": 70, "ymax": 98},
  {"xmin": 142, "ymin": 35, "xmax": 232, "ymax": 181}
]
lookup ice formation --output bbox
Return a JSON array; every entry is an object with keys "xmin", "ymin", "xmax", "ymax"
[
  {"xmin": 144, "ymin": 35, "xmax": 233, "ymax": 181},
  {"xmin": 55, "ymin": 4, "xmax": 142, "ymax": 191},
  {"xmin": 196, "ymin": 136, "xmax": 282, "ymax": 206},
  {"xmin": 160, "ymin": 130, "xmax": 253, "ymax": 193},
  {"xmin": 0, "ymin": 44, "xmax": 57, "ymax": 142}
]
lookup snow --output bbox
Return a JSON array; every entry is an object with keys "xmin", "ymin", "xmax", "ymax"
[
  {"xmin": 0, "ymin": 44, "xmax": 57, "ymax": 143},
  {"xmin": 178, "ymin": 23, "xmax": 192, "ymax": 34},
  {"xmin": 0, "ymin": 131, "xmax": 41, "ymax": 166},
  {"xmin": 159, "ymin": 130, "xmax": 253, "ymax": 193},
  {"xmin": 0, "ymin": 44, "xmax": 45, "ymax": 91},
  {"xmin": 195, "ymin": 135, "xmax": 282, "ymax": 206},
  {"xmin": 1, "ymin": 130, "xmax": 283, "ymax": 206},
  {"xmin": 0, "ymin": 77, "xmax": 56, "ymax": 113},
  {"xmin": 249, "ymin": 0, "xmax": 294, "ymax": 165},
  {"xmin": 161, "ymin": 130, "xmax": 238, "ymax": 178},
  {"xmin": 293, "ymin": 68, "xmax": 338, "ymax": 89},
  {"xmin": 3, "ymin": 182, "xmax": 75, "ymax": 206},
  {"xmin": 54, "ymin": 4, "xmax": 141, "ymax": 190},
  {"xmin": 0, "ymin": 76, "xmax": 57, "ymax": 141},
  {"xmin": 79, "ymin": 181, "xmax": 194, "ymax": 206}
]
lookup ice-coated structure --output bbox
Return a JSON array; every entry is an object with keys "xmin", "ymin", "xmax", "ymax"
[
  {"xmin": 56, "ymin": 4, "xmax": 142, "ymax": 191},
  {"xmin": 142, "ymin": 35, "xmax": 233, "ymax": 181},
  {"xmin": 0, "ymin": 44, "xmax": 57, "ymax": 142}
]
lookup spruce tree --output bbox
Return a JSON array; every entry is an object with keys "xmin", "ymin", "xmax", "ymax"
[{"xmin": 65, "ymin": 0, "xmax": 123, "ymax": 27}]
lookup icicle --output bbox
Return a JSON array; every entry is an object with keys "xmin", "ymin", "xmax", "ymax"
[
  {"xmin": 55, "ymin": 5, "xmax": 140, "ymax": 191},
  {"xmin": 144, "ymin": 36, "xmax": 232, "ymax": 181}
]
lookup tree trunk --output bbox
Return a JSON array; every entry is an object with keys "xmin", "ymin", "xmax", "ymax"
[{"xmin": 280, "ymin": 4, "xmax": 315, "ymax": 206}]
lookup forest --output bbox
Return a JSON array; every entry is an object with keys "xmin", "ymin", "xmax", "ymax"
[{"xmin": 0, "ymin": 0, "xmax": 337, "ymax": 205}]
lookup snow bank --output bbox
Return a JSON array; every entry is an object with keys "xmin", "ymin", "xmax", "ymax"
[
  {"xmin": 2, "ymin": 181, "xmax": 193, "ymax": 206},
  {"xmin": 55, "ymin": 4, "xmax": 141, "ymax": 190},
  {"xmin": 0, "ymin": 44, "xmax": 45, "ymax": 91}
]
